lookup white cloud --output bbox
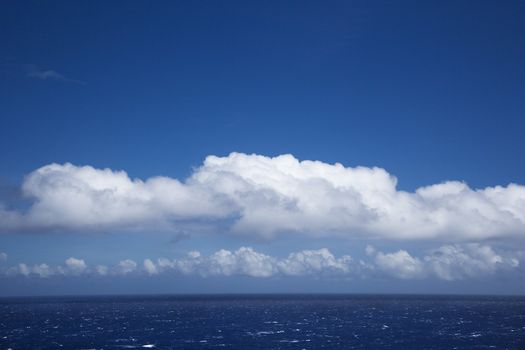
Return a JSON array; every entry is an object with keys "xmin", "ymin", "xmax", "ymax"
[
  {"xmin": 117, "ymin": 259, "xmax": 137, "ymax": 275},
  {"xmin": 208, "ymin": 247, "xmax": 277, "ymax": 277},
  {"xmin": 32, "ymin": 263, "xmax": 54, "ymax": 278},
  {"xmin": 365, "ymin": 245, "xmax": 376, "ymax": 256},
  {"xmin": 13, "ymin": 262, "xmax": 54, "ymax": 277},
  {"xmin": 153, "ymin": 247, "xmax": 277, "ymax": 277},
  {"xmin": 368, "ymin": 244, "xmax": 520, "ymax": 281},
  {"xmin": 65, "ymin": 257, "xmax": 87, "ymax": 274},
  {"xmin": 423, "ymin": 244, "xmax": 520, "ymax": 281},
  {"xmin": 152, "ymin": 247, "xmax": 365, "ymax": 278},
  {"xmin": 143, "ymin": 259, "xmax": 158, "ymax": 275},
  {"xmin": 18, "ymin": 263, "xmax": 30, "ymax": 276},
  {"xmin": 277, "ymin": 248, "xmax": 355, "ymax": 276},
  {"xmin": 0, "ymin": 252, "xmax": 7, "ymax": 262},
  {"xmin": 10, "ymin": 257, "xmax": 88, "ymax": 277},
  {"xmin": 1, "ymin": 245, "xmax": 520, "ymax": 281},
  {"xmin": 1, "ymin": 153, "xmax": 524, "ymax": 241},
  {"xmin": 373, "ymin": 249, "xmax": 425, "ymax": 279}
]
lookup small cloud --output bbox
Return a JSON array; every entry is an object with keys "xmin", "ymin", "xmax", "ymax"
[
  {"xmin": 277, "ymin": 248, "xmax": 354, "ymax": 277},
  {"xmin": 117, "ymin": 259, "xmax": 137, "ymax": 275},
  {"xmin": 32, "ymin": 263, "xmax": 53, "ymax": 278},
  {"xmin": 18, "ymin": 263, "xmax": 30, "ymax": 276},
  {"xmin": 0, "ymin": 252, "xmax": 7, "ymax": 262},
  {"xmin": 143, "ymin": 259, "xmax": 158, "ymax": 275},
  {"xmin": 365, "ymin": 245, "xmax": 376, "ymax": 256},
  {"xmin": 373, "ymin": 249, "xmax": 425, "ymax": 280},
  {"xmin": 65, "ymin": 257, "xmax": 87, "ymax": 274},
  {"xmin": 26, "ymin": 64, "xmax": 85, "ymax": 85},
  {"xmin": 95, "ymin": 265, "xmax": 109, "ymax": 276}
]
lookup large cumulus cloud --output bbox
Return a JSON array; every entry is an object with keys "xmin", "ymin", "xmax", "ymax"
[{"xmin": 1, "ymin": 152, "xmax": 525, "ymax": 241}]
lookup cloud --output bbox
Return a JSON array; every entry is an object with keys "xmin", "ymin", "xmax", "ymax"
[
  {"xmin": 152, "ymin": 248, "xmax": 278, "ymax": 277},
  {"xmin": 368, "ymin": 244, "xmax": 520, "ymax": 281},
  {"xmin": 373, "ymin": 250, "xmax": 425, "ymax": 279},
  {"xmin": 31, "ymin": 263, "xmax": 54, "ymax": 278},
  {"xmin": 423, "ymin": 244, "xmax": 520, "ymax": 281},
  {"xmin": 2, "ymin": 244, "xmax": 517, "ymax": 281},
  {"xmin": 6, "ymin": 257, "xmax": 87, "ymax": 278},
  {"xmin": 277, "ymin": 248, "xmax": 358, "ymax": 276},
  {"xmin": 143, "ymin": 259, "xmax": 158, "ymax": 275},
  {"xmin": 1, "ymin": 153, "xmax": 525, "ymax": 241},
  {"xmin": 17, "ymin": 263, "xmax": 31, "ymax": 276},
  {"xmin": 65, "ymin": 257, "xmax": 87, "ymax": 274},
  {"xmin": 207, "ymin": 247, "xmax": 277, "ymax": 277},
  {"xmin": 0, "ymin": 247, "xmax": 365, "ymax": 279},
  {"xmin": 0, "ymin": 252, "xmax": 7, "ymax": 262},
  {"xmin": 26, "ymin": 65, "xmax": 85, "ymax": 85},
  {"xmin": 95, "ymin": 265, "xmax": 109, "ymax": 276},
  {"xmin": 117, "ymin": 259, "xmax": 137, "ymax": 275}
]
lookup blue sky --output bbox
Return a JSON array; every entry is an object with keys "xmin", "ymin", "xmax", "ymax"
[{"xmin": 1, "ymin": 0, "xmax": 525, "ymax": 296}]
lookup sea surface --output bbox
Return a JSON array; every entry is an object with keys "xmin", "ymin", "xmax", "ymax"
[{"xmin": 1, "ymin": 294, "xmax": 524, "ymax": 349}]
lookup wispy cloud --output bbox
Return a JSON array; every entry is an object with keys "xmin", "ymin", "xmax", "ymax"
[{"xmin": 26, "ymin": 64, "xmax": 85, "ymax": 85}]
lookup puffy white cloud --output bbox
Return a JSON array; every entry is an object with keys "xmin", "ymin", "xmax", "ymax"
[
  {"xmin": 153, "ymin": 248, "xmax": 277, "ymax": 277},
  {"xmin": 117, "ymin": 259, "xmax": 137, "ymax": 275},
  {"xmin": 18, "ymin": 263, "xmax": 30, "ymax": 276},
  {"xmin": 65, "ymin": 257, "xmax": 87, "ymax": 274},
  {"xmin": 1, "ymin": 153, "xmax": 524, "ymax": 241},
  {"xmin": 0, "ymin": 252, "xmax": 7, "ymax": 262},
  {"xmin": 208, "ymin": 247, "xmax": 277, "ymax": 277},
  {"xmin": 6, "ymin": 257, "xmax": 89, "ymax": 278},
  {"xmin": 31, "ymin": 263, "xmax": 54, "ymax": 278},
  {"xmin": 0, "ymin": 245, "xmax": 520, "ymax": 281},
  {"xmin": 152, "ymin": 247, "xmax": 365, "ymax": 278},
  {"xmin": 143, "ymin": 259, "xmax": 158, "ymax": 275},
  {"xmin": 368, "ymin": 244, "xmax": 520, "ymax": 281},
  {"xmin": 423, "ymin": 244, "xmax": 520, "ymax": 281},
  {"xmin": 373, "ymin": 249, "xmax": 425, "ymax": 279},
  {"xmin": 277, "ymin": 248, "xmax": 356, "ymax": 276},
  {"xmin": 14, "ymin": 262, "xmax": 54, "ymax": 278},
  {"xmin": 0, "ymin": 161, "xmax": 229, "ymax": 232}
]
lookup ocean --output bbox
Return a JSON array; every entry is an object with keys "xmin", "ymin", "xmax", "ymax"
[{"xmin": 1, "ymin": 294, "xmax": 524, "ymax": 349}]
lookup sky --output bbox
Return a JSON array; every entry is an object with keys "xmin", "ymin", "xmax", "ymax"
[{"xmin": 1, "ymin": 0, "xmax": 525, "ymax": 296}]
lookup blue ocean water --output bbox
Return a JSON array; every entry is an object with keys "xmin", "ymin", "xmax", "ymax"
[{"xmin": 1, "ymin": 294, "xmax": 524, "ymax": 349}]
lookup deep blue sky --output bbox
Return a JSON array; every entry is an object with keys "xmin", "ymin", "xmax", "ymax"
[
  {"xmin": 1, "ymin": 1, "xmax": 525, "ymax": 295},
  {"xmin": 2, "ymin": 0, "xmax": 524, "ymax": 188}
]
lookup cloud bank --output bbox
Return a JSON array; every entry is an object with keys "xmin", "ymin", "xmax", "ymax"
[
  {"xmin": 1, "ymin": 153, "xmax": 525, "ymax": 241},
  {"xmin": 0, "ymin": 245, "xmax": 519, "ymax": 281}
]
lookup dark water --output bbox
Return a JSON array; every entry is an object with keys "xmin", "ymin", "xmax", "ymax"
[{"xmin": 1, "ymin": 294, "xmax": 524, "ymax": 349}]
